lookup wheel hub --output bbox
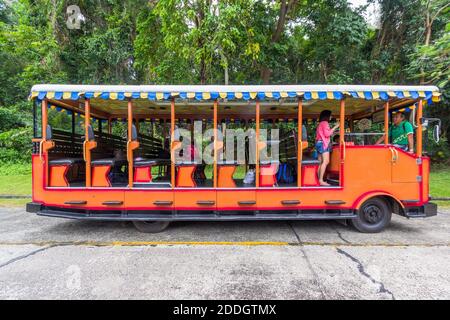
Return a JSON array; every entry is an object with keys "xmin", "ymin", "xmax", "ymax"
[{"xmin": 363, "ymin": 205, "xmax": 383, "ymax": 224}]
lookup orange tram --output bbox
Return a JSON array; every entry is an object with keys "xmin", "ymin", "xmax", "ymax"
[{"xmin": 26, "ymin": 85, "xmax": 441, "ymax": 233}]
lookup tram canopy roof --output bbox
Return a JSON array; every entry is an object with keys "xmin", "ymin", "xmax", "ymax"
[{"xmin": 30, "ymin": 84, "xmax": 441, "ymax": 119}]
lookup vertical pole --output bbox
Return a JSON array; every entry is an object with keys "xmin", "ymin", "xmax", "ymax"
[
  {"xmin": 384, "ymin": 101, "xmax": 389, "ymax": 145},
  {"xmin": 135, "ymin": 117, "xmax": 140, "ymax": 133},
  {"xmin": 42, "ymin": 99, "xmax": 48, "ymax": 140},
  {"xmin": 33, "ymin": 100, "xmax": 37, "ymax": 138},
  {"xmin": 108, "ymin": 118, "xmax": 112, "ymax": 134},
  {"xmin": 127, "ymin": 99, "xmax": 134, "ymax": 188},
  {"xmin": 85, "ymin": 99, "xmax": 91, "ymax": 187},
  {"xmin": 339, "ymin": 99, "xmax": 345, "ymax": 186},
  {"xmin": 213, "ymin": 100, "xmax": 218, "ymax": 188},
  {"xmin": 340, "ymin": 100, "xmax": 345, "ymax": 142},
  {"xmin": 255, "ymin": 101, "xmax": 260, "ymax": 188},
  {"xmin": 416, "ymin": 99, "xmax": 423, "ymax": 157},
  {"xmin": 171, "ymin": 99, "xmax": 175, "ymax": 188},
  {"xmin": 297, "ymin": 99, "xmax": 303, "ymax": 187},
  {"xmin": 71, "ymin": 111, "xmax": 76, "ymax": 135},
  {"xmin": 42, "ymin": 99, "xmax": 48, "ymax": 185}
]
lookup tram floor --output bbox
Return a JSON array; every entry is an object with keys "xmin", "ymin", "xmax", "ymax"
[{"xmin": 0, "ymin": 206, "xmax": 448, "ymax": 299}]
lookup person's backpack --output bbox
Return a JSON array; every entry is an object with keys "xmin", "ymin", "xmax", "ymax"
[{"xmin": 277, "ymin": 163, "xmax": 295, "ymax": 184}]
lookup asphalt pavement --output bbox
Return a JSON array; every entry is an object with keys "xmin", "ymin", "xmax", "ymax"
[{"xmin": 0, "ymin": 207, "xmax": 448, "ymax": 299}]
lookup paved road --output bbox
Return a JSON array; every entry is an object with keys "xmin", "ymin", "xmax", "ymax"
[{"xmin": 0, "ymin": 207, "xmax": 449, "ymax": 299}]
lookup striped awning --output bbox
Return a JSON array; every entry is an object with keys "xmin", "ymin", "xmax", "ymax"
[{"xmin": 30, "ymin": 84, "xmax": 441, "ymax": 103}]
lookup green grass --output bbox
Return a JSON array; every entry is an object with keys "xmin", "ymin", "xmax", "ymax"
[
  {"xmin": 0, "ymin": 163, "xmax": 32, "ymax": 196},
  {"xmin": 0, "ymin": 163, "xmax": 32, "ymax": 207},
  {"xmin": 0, "ymin": 175, "xmax": 31, "ymax": 196},
  {"xmin": 429, "ymin": 167, "xmax": 450, "ymax": 208},
  {"xmin": 429, "ymin": 167, "xmax": 450, "ymax": 198},
  {"xmin": 0, "ymin": 198, "xmax": 29, "ymax": 207}
]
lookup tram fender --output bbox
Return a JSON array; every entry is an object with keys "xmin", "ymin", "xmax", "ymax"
[{"xmin": 353, "ymin": 192, "xmax": 404, "ymax": 215}]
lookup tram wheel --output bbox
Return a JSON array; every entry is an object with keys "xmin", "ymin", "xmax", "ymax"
[
  {"xmin": 350, "ymin": 197, "xmax": 391, "ymax": 233},
  {"xmin": 133, "ymin": 221, "xmax": 170, "ymax": 233}
]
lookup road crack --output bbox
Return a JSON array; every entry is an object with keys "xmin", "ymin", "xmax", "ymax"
[
  {"xmin": 0, "ymin": 245, "xmax": 58, "ymax": 269},
  {"xmin": 287, "ymin": 222, "xmax": 327, "ymax": 299},
  {"xmin": 327, "ymin": 221, "xmax": 351, "ymax": 244},
  {"xmin": 336, "ymin": 248, "xmax": 395, "ymax": 300}
]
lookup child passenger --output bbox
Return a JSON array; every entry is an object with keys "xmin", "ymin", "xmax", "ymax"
[{"xmin": 315, "ymin": 110, "xmax": 339, "ymax": 186}]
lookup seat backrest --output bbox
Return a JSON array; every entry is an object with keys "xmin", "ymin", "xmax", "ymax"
[
  {"xmin": 131, "ymin": 124, "xmax": 138, "ymax": 141},
  {"xmin": 46, "ymin": 125, "xmax": 53, "ymax": 140},
  {"xmin": 302, "ymin": 125, "xmax": 307, "ymax": 141},
  {"xmin": 87, "ymin": 125, "xmax": 95, "ymax": 141}
]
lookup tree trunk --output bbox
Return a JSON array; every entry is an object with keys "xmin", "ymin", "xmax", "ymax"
[{"xmin": 261, "ymin": 0, "xmax": 297, "ymax": 84}]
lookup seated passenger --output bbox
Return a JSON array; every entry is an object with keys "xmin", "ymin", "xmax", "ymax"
[
  {"xmin": 376, "ymin": 112, "xmax": 414, "ymax": 152},
  {"xmin": 315, "ymin": 110, "xmax": 339, "ymax": 186},
  {"xmin": 332, "ymin": 134, "xmax": 340, "ymax": 146}
]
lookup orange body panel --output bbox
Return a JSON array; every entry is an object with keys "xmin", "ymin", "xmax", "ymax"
[
  {"xmin": 176, "ymin": 166, "xmax": 196, "ymax": 187},
  {"xmin": 48, "ymin": 165, "xmax": 69, "ymax": 187},
  {"xmin": 259, "ymin": 164, "xmax": 278, "ymax": 187},
  {"xmin": 32, "ymin": 145, "xmax": 430, "ymax": 212},
  {"xmin": 218, "ymin": 165, "xmax": 236, "ymax": 188},
  {"xmin": 329, "ymin": 148, "xmax": 340, "ymax": 174},
  {"xmin": 422, "ymin": 157, "xmax": 430, "ymax": 202},
  {"xmin": 301, "ymin": 165, "xmax": 319, "ymax": 187},
  {"xmin": 392, "ymin": 149, "xmax": 418, "ymax": 183},
  {"xmin": 91, "ymin": 166, "xmax": 111, "ymax": 187},
  {"xmin": 125, "ymin": 190, "xmax": 173, "ymax": 209},
  {"xmin": 174, "ymin": 190, "xmax": 216, "ymax": 210},
  {"xmin": 217, "ymin": 190, "xmax": 256, "ymax": 209},
  {"xmin": 134, "ymin": 167, "xmax": 152, "ymax": 183}
]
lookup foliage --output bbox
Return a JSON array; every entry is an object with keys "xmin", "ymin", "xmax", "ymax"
[
  {"xmin": 0, "ymin": 126, "xmax": 33, "ymax": 163},
  {"xmin": 0, "ymin": 0, "xmax": 448, "ymax": 165}
]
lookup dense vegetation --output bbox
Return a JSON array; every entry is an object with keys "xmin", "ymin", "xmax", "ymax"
[{"xmin": 0, "ymin": 0, "xmax": 449, "ymax": 165}]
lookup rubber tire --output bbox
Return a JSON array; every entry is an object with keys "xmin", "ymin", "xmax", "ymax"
[
  {"xmin": 350, "ymin": 197, "xmax": 391, "ymax": 233},
  {"xmin": 133, "ymin": 221, "xmax": 170, "ymax": 233}
]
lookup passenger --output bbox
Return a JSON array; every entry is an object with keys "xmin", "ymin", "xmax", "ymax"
[
  {"xmin": 113, "ymin": 149, "xmax": 125, "ymax": 161},
  {"xmin": 332, "ymin": 134, "xmax": 340, "ymax": 146},
  {"xmin": 376, "ymin": 112, "xmax": 414, "ymax": 152},
  {"xmin": 315, "ymin": 110, "xmax": 340, "ymax": 186}
]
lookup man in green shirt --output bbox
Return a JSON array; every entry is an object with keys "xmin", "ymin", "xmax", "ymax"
[{"xmin": 376, "ymin": 112, "xmax": 414, "ymax": 152}]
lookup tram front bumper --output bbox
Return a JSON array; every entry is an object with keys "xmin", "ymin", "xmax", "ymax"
[
  {"xmin": 403, "ymin": 202, "xmax": 438, "ymax": 218},
  {"xmin": 26, "ymin": 202, "xmax": 42, "ymax": 213}
]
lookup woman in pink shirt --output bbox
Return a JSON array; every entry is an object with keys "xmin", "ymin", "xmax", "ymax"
[{"xmin": 315, "ymin": 110, "xmax": 339, "ymax": 186}]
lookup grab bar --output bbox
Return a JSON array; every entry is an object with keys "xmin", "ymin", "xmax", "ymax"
[
  {"xmin": 39, "ymin": 140, "xmax": 44, "ymax": 161},
  {"xmin": 153, "ymin": 201, "xmax": 173, "ymax": 206},
  {"xmin": 281, "ymin": 200, "xmax": 301, "ymax": 205},
  {"xmin": 238, "ymin": 200, "xmax": 256, "ymax": 206},
  {"xmin": 197, "ymin": 200, "xmax": 215, "ymax": 206},
  {"xmin": 341, "ymin": 139, "xmax": 346, "ymax": 161},
  {"xmin": 83, "ymin": 141, "xmax": 87, "ymax": 162},
  {"xmin": 389, "ymin": 147, "xmax": 398, "ymax": 164}
]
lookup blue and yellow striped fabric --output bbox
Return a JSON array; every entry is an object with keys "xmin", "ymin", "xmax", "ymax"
[{"xmin": 31, "ymin": 90, "xmax": 441, "ymax": 103}]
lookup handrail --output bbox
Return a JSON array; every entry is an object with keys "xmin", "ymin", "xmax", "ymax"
[
  {"xmin": 83, "ymin": 141, "xmax": 87, "ymax": 162},
  {"xmin": 344, "ymin": 133, "xmax": 384, "ymax": 136},
  {"xmin": 389, "ymin": 147, "xmax": 398, "ymax": 164},
  {"xmin": 341, "ymin": 139, "xmax": 346, "ymax": 161},
  {"xmin": 39, "ymin": 140, "xmax": 44, "ymax": 161}
]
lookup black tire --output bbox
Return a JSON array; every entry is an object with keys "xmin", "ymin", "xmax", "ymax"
[
  {"xmin": 350, "ymin": 197, "xmax": 391, "ymax": 233},
  {"xmin": 133, "ymin": 221, "xmax": 170, "ymax": 233}
]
